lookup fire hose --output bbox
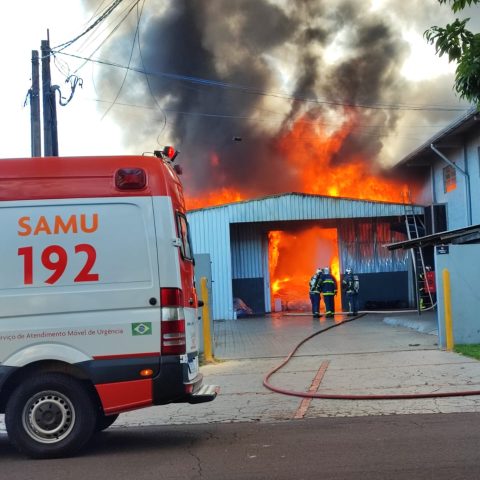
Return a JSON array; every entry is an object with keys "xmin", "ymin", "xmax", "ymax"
[{"xmin": 263, "ymin": 312, "xmax": 480, "ymax": 400}]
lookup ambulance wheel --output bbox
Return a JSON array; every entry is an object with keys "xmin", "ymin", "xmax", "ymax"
[
  {"xmin": 96, "ymin": 412, "xmax": 119, "ymax": 432},
  {"xmin": 5, "ymin": 373, "xmax": 96, "ymax": 459}
]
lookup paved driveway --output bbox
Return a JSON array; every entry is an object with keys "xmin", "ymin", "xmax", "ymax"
[{"xmin": 116, "ymin": 313, "xmax": 480, "ymax": 426}]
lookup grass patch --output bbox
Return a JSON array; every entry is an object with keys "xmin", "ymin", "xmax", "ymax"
[{"xmin": 454, "ymin": 344, "xmax": 480, "ymax": 361}]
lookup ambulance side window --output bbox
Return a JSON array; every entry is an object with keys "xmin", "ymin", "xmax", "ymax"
[{"xmin": 176, "ymin": 213, "xmax": 193, "ymax": 261}]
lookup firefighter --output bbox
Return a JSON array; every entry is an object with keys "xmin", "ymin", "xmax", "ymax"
[
  {"xmin": 309, "ymin": 268, "xmax": 323, "ymax": 318},
  {"xmin": 342, "ymin": 267, "xmax": 360, "ymax": 316},
  {"xmin": 321, "ymin": 267, "xmax": 337, "ymax": 318},
  {"xmin": 419, "ymin": 265, "xmax": 436, "ymax": 310}
]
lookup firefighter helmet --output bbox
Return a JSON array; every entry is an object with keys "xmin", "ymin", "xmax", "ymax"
[
  {"xmin": 345, "ymin": 268, "xmax": 352, "ymax": 275},
  {"xmin": 323, "ymin": 267, "xmax": 330, "ymax": 274}
]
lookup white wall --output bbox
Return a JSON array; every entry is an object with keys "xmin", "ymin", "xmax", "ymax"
[
  {"xmin": 432, "ymin": 146, "xmax": 468, "ymax": 230},
  {"xmin": 467, "ymin": 143, "xmax": 480, "ymax": 225},
  {"xmin": 435, "ymin": 244, "xmax": 480, "ymax": 346},
  {"xmin": 431, "ymin": 133, "xmax": 480, "ymax": 230}
]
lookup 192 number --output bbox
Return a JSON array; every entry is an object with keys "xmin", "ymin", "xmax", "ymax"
[{"xmin": 18, "ymin": 244, "xmax": 99, "ymax": 285}]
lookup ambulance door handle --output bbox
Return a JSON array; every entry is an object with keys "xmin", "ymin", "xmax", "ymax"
[{"xmin": 149, "ymin": 297, "xmax": 157, "ymax": 306}]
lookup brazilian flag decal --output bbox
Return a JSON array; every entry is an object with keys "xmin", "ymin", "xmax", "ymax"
[{"xmin": 131, "ymin": 322, "xmax": 152, "ymax": 336}]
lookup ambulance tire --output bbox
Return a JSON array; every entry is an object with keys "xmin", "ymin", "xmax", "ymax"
[
  {"xmin": 95, "ymin": 412, "xmax": 119, "ymax": 432},
  {"xmin": 5, "ymin": 373, "xmax": 97, "ymax": 459}
]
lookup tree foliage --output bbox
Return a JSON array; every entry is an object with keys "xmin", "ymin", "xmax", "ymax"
[{"xmin": 425, "ymin": 0, "xmax": 480, "ymax": 107}]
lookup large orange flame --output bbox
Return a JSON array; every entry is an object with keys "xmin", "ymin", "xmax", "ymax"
[
  {"xmin": 269, "ymin": 228, "xmax": 341, "ymax": 313},
  {"xmin": 186, "ymin": 187, "xmax": 244, "ymax": 210},
  {"xmin": 277, "ymin": 113, "xmax": 411, "ymax": 202}
]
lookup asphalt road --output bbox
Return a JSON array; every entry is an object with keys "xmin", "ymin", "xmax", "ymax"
[{"xmin": 2, "ymin": 412, "xmax": 480, "ymax": 480}]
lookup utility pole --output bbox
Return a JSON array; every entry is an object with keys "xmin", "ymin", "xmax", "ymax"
[
  {"xmin": 41, "ymin": 34, "xmax": 59, "ymax": 156},
  {"xmin": 30, "ymin": 50, "xmax": 41, "ymax": 157}
]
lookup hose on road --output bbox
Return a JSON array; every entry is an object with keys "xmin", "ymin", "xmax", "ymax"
[{"xmin": 263, "ymin": 313, "xmax": 480, "ymax": 400}]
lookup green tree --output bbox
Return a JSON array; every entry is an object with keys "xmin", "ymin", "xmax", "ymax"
[{"xmin": 424, "ymin": 0, "xmax": 480, "ymax": 107}]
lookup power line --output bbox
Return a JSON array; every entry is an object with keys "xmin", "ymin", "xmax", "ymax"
[
  {"xmin": 101, "ymin": 0, "xmax": 145, "ymax": 120},
  {"xmin": 87, "ymin": 97, "xmax": 456, "ymax": 131},
  {"xmin": 53, "ymin": 51, "xmax": 470, "ymax": 113},
  {"xmin": 83, "ymin": 0, "xmax": 112, "ymax": 27},
  {"xmin": 72, "ymin": 0, "xmax": 143, "ymax": 72},
  {"xmin": 52, "ymin": 0, "xmax": 128, "ymax": 52},
  {"xmin": 135, "ymin": 0, "xmax": 167, "ymax": 142}
]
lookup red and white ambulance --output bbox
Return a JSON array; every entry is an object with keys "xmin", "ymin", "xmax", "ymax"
[{"xmin": 0, "ymin": 149, "xmax": 218, "ymax": 458}]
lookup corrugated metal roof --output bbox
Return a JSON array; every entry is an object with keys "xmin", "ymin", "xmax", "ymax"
[
  {"xmin": 394, "ymin": 108, "xmax": 479, "ymax": 168},
  {"xmin": 188, "ymin": 192, "xmax": 422, "ymax": 220}
]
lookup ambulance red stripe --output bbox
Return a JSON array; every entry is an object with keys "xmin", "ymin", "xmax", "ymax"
[{"xmin": 92, "ymin": 352, "xmax": 161, "ymax": 361}]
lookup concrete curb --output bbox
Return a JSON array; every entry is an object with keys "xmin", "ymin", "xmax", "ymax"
[{"xmin": 383, "ymin": 316, "xmax": 438, "ymax": 336}]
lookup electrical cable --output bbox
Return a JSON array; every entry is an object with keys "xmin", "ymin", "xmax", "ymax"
[
  {"xmin": 263, "ymin": 311, "xmax": 480, "ymax": 400},
  {"xmin": 37, "ymin": 0, "xmax": 139, "ymax": 113},
  {"xmin": 52, "ymin": 51, "xmax": 470, "ymax": 113},
  {"xmin": 70, "ymin": 0, "xmax": 142, "ymax": 77},
  {"xmin": 52, "ymin": 0, "xmax": 127, "ymax": 52},
  {"xmin": 135, "ymin": 0, "xmax": 167, "ymax": 142},
  {"xmin": 101, "ymin": 0, "xmax": 145, "ymax": 120},
  {"xmin": 52, "ymin": 75, "xmax": 84, "ymax": 107},
  {"xmin": 52, "ymin": 53, "xmax": 71, "ymax": 78},
  {"xmin": 79, "ymin": 96, "xmax": 455, "ymax": 144},
  {"xmin": 84, "ymin": 0, "xmax": 112, "ymax": 27},
  {"xmin": 84, "ymin": 98, "xmax": 455, "ymax": 128}
]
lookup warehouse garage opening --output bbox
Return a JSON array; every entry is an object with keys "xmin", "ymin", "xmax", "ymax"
[{"xmin": 269, "ymin": 227, "xmax": 341, "ymax": 314}]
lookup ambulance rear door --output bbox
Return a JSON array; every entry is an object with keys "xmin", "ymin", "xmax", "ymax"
[{"xmin": 0, "ymin": 196, "xmax": 162, "ymax": 364}]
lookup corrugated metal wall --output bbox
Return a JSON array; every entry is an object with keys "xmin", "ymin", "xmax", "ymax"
[
  {"xmin": 338, "ymin": 219, "xmax": 409, "ymax": 273},
  {"xmin": 230, "ymin": 224, "xmax": 271, "ymax": 316},
  {"xmin": 188, "ymin": 208, "xmax": 234, "ymax": 320},
  {"xmin": 231, "ymin": 224, "xmax": 264, "ymax": 279}
]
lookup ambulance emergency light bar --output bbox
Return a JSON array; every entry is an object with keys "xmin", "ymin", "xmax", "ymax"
[{"xmin": 154, "ymin": 146, "xmax": 179, "ymax": 162}]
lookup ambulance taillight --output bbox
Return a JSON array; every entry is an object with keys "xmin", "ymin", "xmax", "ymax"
[{"xmin": 160, "ymin": 287, "xmax": 186, "ymax": 355}]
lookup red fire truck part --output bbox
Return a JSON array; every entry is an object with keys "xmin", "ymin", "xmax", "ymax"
[{"xmin": 0, "ymin": 151, "xmax": 218, "ymax": 459}]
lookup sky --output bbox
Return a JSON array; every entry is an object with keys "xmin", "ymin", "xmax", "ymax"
[
  {"xmin": 1, "ymin": 0, "xmax": 479, "ymax": 197},
  {"xmin": 2, "ymin": 1, "xmax": 123, "ymax": 158}
]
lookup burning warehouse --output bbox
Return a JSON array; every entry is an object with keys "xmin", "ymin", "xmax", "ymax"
[
  {"xmin": 80, "ymin": 1, "xmax": 474, "ymax": 322},
  {"xmin": 188, "ymin": 194, "xmax": 423, "ymax": 320}
]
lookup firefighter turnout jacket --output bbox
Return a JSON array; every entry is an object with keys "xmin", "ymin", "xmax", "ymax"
[
  {"xmin": 309, "ymin": 272, "xmax": 322, "ymax": 294},
  {"xmin": 321, "ymin": 274, "xmax": 337, "ymax": 296},
  {"xmin": 342, "ymin": 273, "xmax": 359, "ymax": 294}
]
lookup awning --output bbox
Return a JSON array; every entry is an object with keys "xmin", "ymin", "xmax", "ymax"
[{"xmin": 384, "ymin": 224, "xmax": 480, "ymax": 251}]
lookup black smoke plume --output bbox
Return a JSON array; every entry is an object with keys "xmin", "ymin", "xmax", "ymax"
[{"xmin": 87, "ymin": 0, "xmax": 468, "ymax": 199}]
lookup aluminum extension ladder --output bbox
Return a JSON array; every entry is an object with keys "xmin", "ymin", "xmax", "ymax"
[{"xmin": 403, "ymin": 192, "xmax": 434, "ymax": 313}]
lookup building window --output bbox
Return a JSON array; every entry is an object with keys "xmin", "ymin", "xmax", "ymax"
[{"xmin": 443, "ymin": 165, "xmax": 456, "ymax": 193}]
